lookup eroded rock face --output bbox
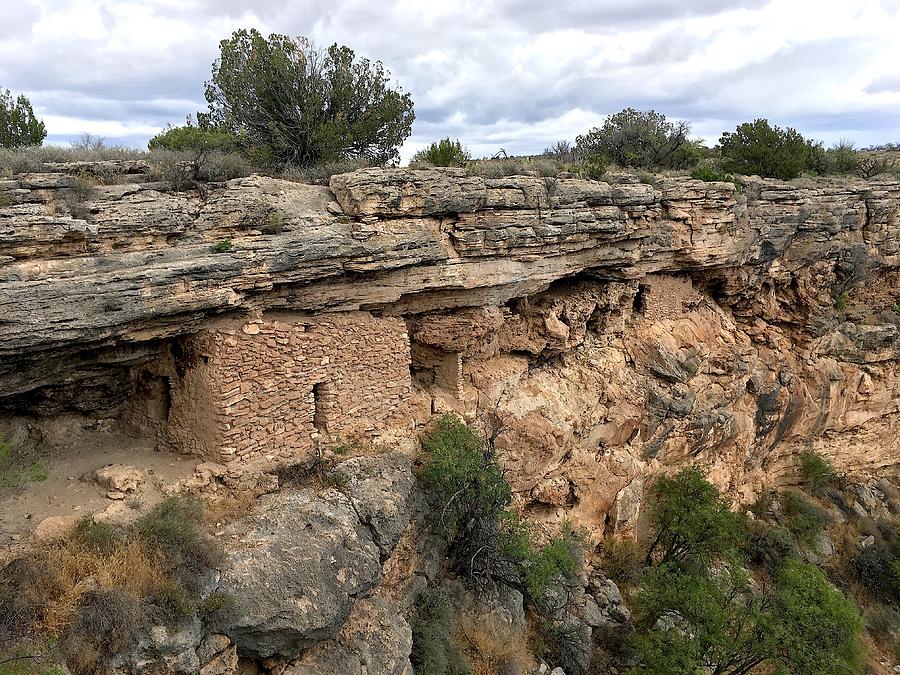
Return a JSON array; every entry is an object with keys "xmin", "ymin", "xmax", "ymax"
[
  {"xmin": 1, "ymin": 166, "xmax": 898, "ymax": 543},
  {"xmin": 3, "ymin": 168, "xmax": 896, "ymax": 414},
  {"xmin": 216, "ymin": 453, "xmax": 414, "ymax": 659}
]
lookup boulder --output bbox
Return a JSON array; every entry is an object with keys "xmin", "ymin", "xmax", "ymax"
[
  {"xmin": 218, "ymin": 488, "xmax": 382, "ymax": 659},
  {"xmin": 33, "ymin": 515, "xmax": 78, "ymax": 542},
  {"xmin": 108, "ymin": 617, "xmax": 202, "ymax": 674},
  {"xmin": 85, "ymin": 464, "xmax": 145, "ymax": 493},
  {"xmin": 332, "ymin": 453, "xmax": 415, "ymax": 557},
  {"xmin": 217, "ymin": 453, "xmax": 415, "ymax": 659},
  {"xmin": 283, "ymin": 597, "xmax": 412, "ymax": 675}
]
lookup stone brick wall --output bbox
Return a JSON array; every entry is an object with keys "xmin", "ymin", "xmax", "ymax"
[
  {"xmin": 638, "ymin": 275, "xmax": 700, "ymax": 321},
  {"xmin": 166, "ymin": 311, "xmax": 412, "ymax": 469}
]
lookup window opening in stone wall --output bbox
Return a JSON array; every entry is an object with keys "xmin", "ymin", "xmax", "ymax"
[{"xmin": 312, "ymin": 382, "xmax": 329, "ymax": 434}]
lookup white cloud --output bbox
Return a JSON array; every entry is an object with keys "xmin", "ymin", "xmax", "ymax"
[{"xmin": 1, "ymin": 0, "xmax": 898, "ymax": 154}]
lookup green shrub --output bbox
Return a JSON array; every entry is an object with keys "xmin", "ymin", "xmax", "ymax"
[
  {"xmin": 799, "ymin": 451, "xmax": 838, "ymax": 494},
  {"xmin": 136, "ymin": 496, "xmax": 221, "ymax": 593},
  {"xmin": 410, "ymin": 585, "xmax": 470, "ymax": 675},
  {"xmin": 211, "ymin": 239, "xmax": 232, "ymax": 253},
  {"xmin": 198, "ymin": 591, "xmax": 237, "ymax": 630},
  {"xmin": 644, "ymin": 467, "xmax": 747, "ymax": 567},
  {"xmin": 629, "ymin": 561, "xmax": 775, "ymax": 675},
  {"xmin": 853, "ymin": 544, "xmax": 900, "ymax": 604},
  {"xmin": 418, "ymin": 415, "xmax": 582, "ymax": 607},
  {"xmin": 73, "ymin": 517, "xmax": 120, "ymax": 553},
  {"xmin": 719, "ymin": 118, "xmax": 808, "ymax": 180},
  {"xmin": 149, "ymin": 583, "xmax": 194, "ymax": 627},
  {"xmin": 574, "ymin": 108, "xmax": 697, "ymax": 170},
  {"xmin": 411, "ymin": 138, "xmax": 471, "ymax": 167},
  {"xmin": 690, "ymin": 165, "xmax": 735, "ymax": 183},
  {"xmin": 148, "ymin": 123, "xmax": 239, "ymax": 154},
  {"xmin": 781, "ymin": 491, "xmax": 830, "ymax": 549},
  {"xmin": 775, "ymin": 559, "xmax": 863, "ymax": 673},
  {"xmin": 745, "ymin": 522, "xmax": 798, "ymax": 572}
]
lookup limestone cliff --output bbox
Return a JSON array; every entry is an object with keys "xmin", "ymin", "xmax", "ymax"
[{"xmin": 1, "ymin": 164, "xmax": 899, "ymax": 540}]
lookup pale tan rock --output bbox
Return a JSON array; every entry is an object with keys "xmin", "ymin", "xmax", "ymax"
[
  {"xmin": 33, "ymin": 515, "xmax": 78, "ymax": 541},
  {"xmin": 89, "ymin": 464, "xmax": 145, "ymax": 493}
]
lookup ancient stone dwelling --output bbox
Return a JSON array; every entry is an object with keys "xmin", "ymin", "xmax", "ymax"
[{"xmin": 164, "ymin": 312, "xmax": 412, "ymax": 468}]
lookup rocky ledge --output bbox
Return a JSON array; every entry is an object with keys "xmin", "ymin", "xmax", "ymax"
[{"xmin": 1, "ymin": 165, "xmax": 898, "ymax": 408}]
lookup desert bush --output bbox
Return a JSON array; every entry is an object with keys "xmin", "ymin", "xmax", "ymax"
[
  {"xmin": 781, "ymin": 491, "xmax": 831, "ymax": 549},
  {"xmin": 543, "ymin": 139, "xmax": 574, "ymax": 160},
  {"xmin": 201, "ymin": 29, "xmax": 414, "ymax": 167},
  {"xmin": 211, "ymin": 239, "xmax": 232, "ymax": 253},
  {"xmin": 70, "ymin": 133, "xmax": 106, "ymax": 151},
  {"xmin": 600, "ymin": 535, "xmax": 644, "ymax": 584},
  {"xmin": 866, "ymin": 603, "xmax": 900, "ymax": 638},
  {"xmin": 136, "ymin": 495, "xmax": 222, "ymax": 593},
  {"xmin": 533, "ymin": 618, "xmax": 589, "ymax": 675},
  {"xmin": 719, "ymin": 118, "xmax": 808, "ymax": 180},
  {"xmin": 575, "ymin": 108, "xmax": 696, "ymax": 170},
  {"xmin": 410, "ymin": 585, "xmax": 470, "ymax": 675},
  {"xmin": 853, "ymin": 543, "xmax": 900, "ymax": 604},
  {"xmin": 418, "ymin": 415, "xmax": 582, "ymax": 607},
  {"xmin": 281, "ymin": 157, "xmax": 374, "ymax": 184},
  {"xmin": 690, "ymin": 165, "xmax": 735, "ymax": 183},
  {"xmin": 574, "ymin": 154, "xmax": 607, "ymax": 180},
  {"xmin": 60, "ymin": 589, "xmax": 143, "ymax": 674},
  {"xmin": 745, "ymin": 522, "xmax": 798, "ymax": 572},
  {"xmin": 857, "ymin": 155, "xmax": 895, "ymax": 179},
  {"xmin": 198, "ymin": 591, "xmax": 238, "ymax": 630},
  {"xmin": 411, "ymin": 138, "xmax": 471, "ymax": 167},
  {"xmin": 149, "ymin": 583, "xmax": 195, "ymax": 627},
  {"xmin": 72, "ymin": 516, "xmax": 120, "ymax": 553},
  {"xmin": 644, "ymin": 467, "xmax": 747, "ymax": 567},
  {"xmin": 465, "ymin": 156, "xmax": 567, "ymax": 178},
  {"xmin": 799, "ymin": 450, "xmax": 838, "ymax": 494}
]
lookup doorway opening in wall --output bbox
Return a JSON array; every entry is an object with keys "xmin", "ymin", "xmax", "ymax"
[
  {"xmin": 633, "ymin": 284, "xmax": 647, "ymax": 315},
  {"xmin": 312, "ymin": 382, "xmax": 330, "ymax": 434}
]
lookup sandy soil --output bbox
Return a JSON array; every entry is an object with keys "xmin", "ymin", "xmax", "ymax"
[{"xmin": 0, "ymin": 422, "xmax": 199, "ymax": 555}]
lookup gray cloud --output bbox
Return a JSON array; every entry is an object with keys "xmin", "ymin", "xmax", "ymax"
[{"xmin": 1, "ymin": 0, "xmax": 897, "ymax": 157}]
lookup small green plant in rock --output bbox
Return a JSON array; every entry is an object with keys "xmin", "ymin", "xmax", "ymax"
[
  {"xmin": 781, "ymin": 491, "xmax": 830, "ymax": 549},
  {"xmin": 261, "ymin": 210, "xmax": 284, "ymax": 234},
  {"xmin": 799, "ymin": 450, "xmax": 838, "ymax": 494},
  {"xmin": 149, "ymin": 583, "xmax": 194, "ymax": 627},
  {"xmin": 211, "ymin": 239, "xmax": 232, "ymax": 253},
  {"xmin": 198, "ymin": 591, "xmax": 237, "ymax": 630},
  {"xmin": 410, "ymin": 584, "xmax": 470, "ymax": 675}
]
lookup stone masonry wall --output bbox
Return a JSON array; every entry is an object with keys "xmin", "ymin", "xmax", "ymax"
[
  {"xmin": 166, "ymin": 311, "xmax": 412, "ymax": 469},
  {"xmin": 638, "ymin": 274, "xmax": 700, "ymax": 321}
]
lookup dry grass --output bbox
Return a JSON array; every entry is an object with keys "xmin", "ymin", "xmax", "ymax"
[
  {"xmin": 455, "ymin": 611, "xmax": 535, "ymax": 675},
  {"xmin": 40, "ymin": 538, "xmax": 166, "ymax": 636}
]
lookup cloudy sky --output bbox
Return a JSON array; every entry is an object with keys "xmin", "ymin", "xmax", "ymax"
[{"xmin": 2, "ymin": 0, "xmax": 899, "ymax": 161}]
